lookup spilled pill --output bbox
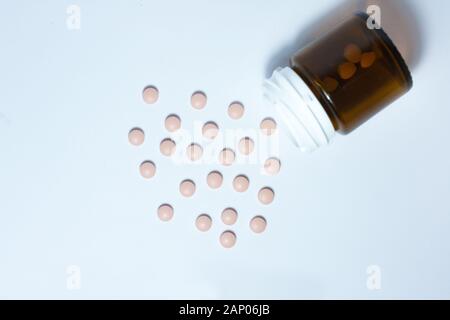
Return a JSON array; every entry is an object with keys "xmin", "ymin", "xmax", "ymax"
[
  {"xmin": 264, "ymin": 157, "xmax": 281, "ymax": 175},
  {"xmin": 258, "ymin": 187, "xmax": 274, "ymax": 205},
  {"xmin": 160, "ymin": 138, "xmax": 176, "ymax": 156},
  {"xmin": 180, "ymin": 179, "xmax": 196, "ymax": 197},
  {"xmin": 191, "ymin": 91, "xmax": 207, "ymax": 109},
  {"xmin": 202, "ymin": 121, "xmax": 219, "ymax": 139},
  {"xmin": 228, "ymin": 102, "xmax": 245, "ymax": 119},
  {"xmin": 139, "ymin": 161, "xmax": 156, "ymax": 179},
  {"xmin": 250, "ymin": 216, "xmax": 267, "ymax": 234},
  {"xmin": 206, "ymin": 171, "xmax": 223, "ymax": 189},
  {"xmin": 186, "ymin": 143, "xmax": 203, "ymax": 161},
  {"xmin": 165, "ymin": 114, "xmax": 181, "ymax": 132},
  {"xmin": 218, "ymin": 148, "xmax": 235, "ymax": 166},
  {"xmin": 128, "ymin": 128, "xmax": 145, "ymax": 146},
  {"xmin": 195, "ymin": 214, "xmax": 212, "ymax": 232},
  {"xmin": 157, "ymin": 204, "xmax": 174, "ymax": 222},
  {"xmin": 142, "ymin": 86, "xmax": 159, "ymax": 104},
  {"xmin": 260, "ymin": 118, "xmax": 277, "ymax": 135},
  {"xmin": 233, "ymin": 175, "xmax": 250, "ymax": 192},
  {"xmin": 220, "ymin": 231, "xmax": 236, "ymax": 248},
  {"xmin": 238, "ymin": 137, "xmax": 254, "ymax": 155},
  {"xmin": 221, "ymin": 208, "xmax": 238, "ymax": 226}
]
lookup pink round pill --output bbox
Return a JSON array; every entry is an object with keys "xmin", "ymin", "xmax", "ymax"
[
  {"xmin": 207, "ymin": 171, "xmax": 223, "ymax": 189},
  {"xmin": 219, "ymin": 231, "xmax": 237, "ymax": 248},
  {"xmin": 160, "ymin": 138, "xmax": 176, "ymax": 156},
  {"xmin": 195, "ymin": 214, "xmax": 212, "ymax": 232},
  {"xmin": 157, "ymin": 204, "xmax": 174, "ymax": 222},
  {"xmin": 228, "ymin": 102, "xmax": 245, "ymax": 119},
  {"xmin": 139, "ymin": 161, "xmax": 156, "ymax": 179},
  {"xmin": 221, "ymin": 208, "xmax": 238, "ymax": 225},
  {"xmin": 128, "ymin": 128, "xmax": 145, "ymax": 146},
  {"xmin": 142, "ymin": 86, "xmax": 159, "ymax": 104},
  {"xmin": 258, "ymin": 187, "xmax": 275, "ymax": 205},
  {"xmin": 165, "ymin": 114, "xmax": 181, "ymax": 132},
  {"xmin": 233, "ymin": 175, "xmax": 250, "ymax": 192},
  {"xmin": 250, "ymin": 216, "xmax": 267, "ymax": 233},
  {"xmin": 180, "ymin": 179, "xmax": 196, "ymax": 197},
  {"xmin": 218, "ymin": 148, "xmax": 235, "ymax": 166},
  {"xmin": 202, "ymin": 121, "xmax": 219, "ymax": 139},
  {"xmin": 191, "ymin": 91, "xmax": 207, "ymax": 109}
]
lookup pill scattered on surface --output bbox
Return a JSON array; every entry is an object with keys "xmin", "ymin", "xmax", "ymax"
[
  {"xmin": 260, "ymin": 118, "xmax": 277, "ymax": 135},
  {"xmin": 264, "ymin": 157, "xmax": 281, "ymax": 175},
  {"xmin": 180, "ymin": 179, "xmax": 196, "ymax": 197},
  {"xmin": 157, "ymin": 204, "xmax": 174, "ymax": 222},
  {"xmin": 142, "ymin": 86, "xmax": 159, "ymax": 104},
  {"xmin": 220, "ymin": 231, "xmax": 236, "ymax": 248},
  {"xmin": 139, "ymin": 161, "xmax": 156, "ymax": 179},
  {"xmin": 258, "ymin": 187, "xmax": 274, "ymax": 205},
  {"xmin": 206, "ymin": 171, "xmax": 223, "ymax": 189},
  {"xmin": 338, "ymin": 62, "xmax": 357, "ymax": 80},
  {"xmin": 322, "ymin": 76, "xmax": 339, "ymax": 93},
  {"xmin": 191, "ymin": 91, "xmax": 207, "ymax": 109},
  {"xmin": 344, "ymin": 43, "xmax": 362, "ymax": 63},
  {"xmin": 128, "ymin": 128, "xmax": 145, "ymax": 146},
  {"xmin": 219, "ymin": 148, "xmax": 236, "ymax": 166},
  {"xmin": 160, "ymin": 138, "xmax": 176, "ymax": 156},
  {"xmin": 238, "ymin": 137, "xmax": 255, "ymax": 155},
  {"xmin": 221, "ymin": 208, "xmax": 238, "ymax": 225},
  {"xmin": 360, "ymin": 52, "xmax": 377, "ymax": 68},
  {"xmin": 233, "ymin": 175, "xmax": 250, "ymax": 192},
  {"xmin": 228, "ymin": 102, "xmax": 245, "ymax": 119},
  {"xmin": 186, "ymin": 143, "xmax": 203, "ymax": 161},
  {"xmin": 202, "ymin": 121, "xmax": 219, "ymax": 139},
  {"xmin": 195, "ymin": 214, "xmax": 212, "ymax": 232},
  {"xmin": 250, "ymin": 216, "xmax": 267, "ymax": 233},
  {"xmin": 165, "ymin": 114, "xmax": 181, "ymax": 132}
]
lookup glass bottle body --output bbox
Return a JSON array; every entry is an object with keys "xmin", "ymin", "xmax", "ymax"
[{"xmin": 289, "ymin": 13, "xmax": 412, "ymax": 134}]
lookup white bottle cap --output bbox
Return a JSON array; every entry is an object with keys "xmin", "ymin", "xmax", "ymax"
[{"xmin": 263, "ymin": 67, "xmax": 336, "ymax": 152}]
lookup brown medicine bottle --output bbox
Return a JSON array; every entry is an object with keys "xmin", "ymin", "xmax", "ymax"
[{"xmin": 263, "ymin": 12, "xmax": 413, "ymax": 151}]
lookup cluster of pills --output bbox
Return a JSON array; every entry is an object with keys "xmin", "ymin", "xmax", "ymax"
[
  {"xmin": 320, "ymin": 43, "xmax": 377, "ymax": 93},
  {"xmin": 128, "ymin": 85, "xmax": 280, "ymax": 248}
]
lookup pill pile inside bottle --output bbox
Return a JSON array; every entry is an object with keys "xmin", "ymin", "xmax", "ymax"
[
  {"xmin": 128, "ymin": 86, "xmax": 281, "ymax": 248},
  {"xmin": 320, "ymin": 43, "xmax": 377, "ymax": 93}
]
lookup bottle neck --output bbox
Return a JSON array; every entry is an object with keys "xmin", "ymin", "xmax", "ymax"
[{"xmin": 263, "ymin": 67, "xmax": 336, "ymax": 152}]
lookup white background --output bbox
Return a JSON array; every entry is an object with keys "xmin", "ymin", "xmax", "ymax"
[{"xmin": 1, "ymin": 0, "xmax": 449, "ymax": 299}]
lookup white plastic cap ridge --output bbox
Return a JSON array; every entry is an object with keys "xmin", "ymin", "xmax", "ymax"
[{"xmin": 263, "ymin": 67, "xmax": 336, "ymax": 152}]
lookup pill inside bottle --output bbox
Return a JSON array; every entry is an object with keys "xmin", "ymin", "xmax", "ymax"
[{"xmin": 263, "ymin": 12, "xmax": 413, "ymax": 152}]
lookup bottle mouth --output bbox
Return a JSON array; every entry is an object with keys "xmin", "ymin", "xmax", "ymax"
[{"xmin": 262, "ymin": 67, "xmax": 336, "ymax": 152}]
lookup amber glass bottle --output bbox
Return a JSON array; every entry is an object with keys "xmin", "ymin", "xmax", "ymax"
[{"xmin": 263, "ymin": 12, "xmax": 413, "ymax": 151}]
